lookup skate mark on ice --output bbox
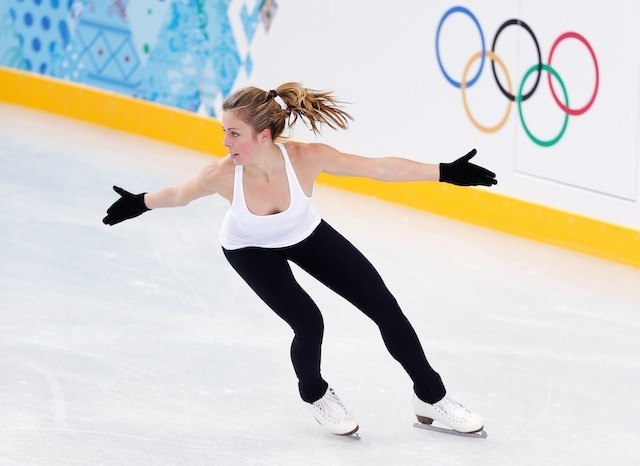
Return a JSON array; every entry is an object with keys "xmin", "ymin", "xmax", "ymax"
[
  {"xmin": 14, "ymin": 427, "xmax": 219, "ymax": 453},
  {"xmin": 147, "ymin": 232, "xmax": 215, "ymax": 326},
  {"xmin": 29, "ymin": 362, "xmax": 72, "ymax": 431},
  {"xmin": 509, "ymin": 380, "xmax": 553, "ymax": 440}
]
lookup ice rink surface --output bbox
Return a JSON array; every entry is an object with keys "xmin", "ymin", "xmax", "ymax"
[{"xmin": 1, "ymin": 103, "xmax": 639, "ymax": 465}]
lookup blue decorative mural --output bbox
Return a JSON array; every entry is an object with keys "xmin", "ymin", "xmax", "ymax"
[{"xmin": 0, "ymin": 0, "xmax": 278, "ymax": 116}]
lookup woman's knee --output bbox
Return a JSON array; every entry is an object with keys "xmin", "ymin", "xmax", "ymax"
[{"xmin": 290, "ymin": 310, "xmax": 324, "ymax": 339}]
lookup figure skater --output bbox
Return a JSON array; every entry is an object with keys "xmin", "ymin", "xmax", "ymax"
[{"xmin": 103, "ymin": 83, "xmax": 497, "ymax": 436}]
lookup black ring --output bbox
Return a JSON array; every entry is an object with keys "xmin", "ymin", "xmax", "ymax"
[
  {"xmin": 491, "ymin": 19, "xmax": 542, "ymax": 102},
  {"xmin": 268, "ymin": 89, "xmax": 278, "ymax": 99}
]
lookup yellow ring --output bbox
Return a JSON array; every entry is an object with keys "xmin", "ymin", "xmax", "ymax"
[{"xmin": 461, "ymin": 51, "xmax": 512, "ymax": 133}]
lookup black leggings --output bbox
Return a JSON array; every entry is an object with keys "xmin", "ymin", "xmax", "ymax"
[{"xmin": 222, "ymin": 220, "xmax": 445, "ymax": 404}]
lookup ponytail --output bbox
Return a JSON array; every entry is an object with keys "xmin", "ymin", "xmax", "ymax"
[{"xmin": 222, "ymin": 82, "xmax": 352, "ymax": 140}]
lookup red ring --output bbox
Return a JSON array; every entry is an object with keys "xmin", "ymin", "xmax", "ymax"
[{"xmin": 547, "ymin": 31, "xmax": 599, "ymax": 116}]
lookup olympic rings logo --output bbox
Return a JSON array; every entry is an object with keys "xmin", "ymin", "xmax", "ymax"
[{"xmin": 436, "ymin": 6, "xmax": 599, "ymax": 147}]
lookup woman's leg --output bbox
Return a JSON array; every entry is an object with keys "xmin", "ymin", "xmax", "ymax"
[
  {"xmin": 223, "ymin": 247, "xmax": 328, "ymax": 403},
  {"xmin": 285, "ymin": 221, "xmax": 446, "ymax": 403}
]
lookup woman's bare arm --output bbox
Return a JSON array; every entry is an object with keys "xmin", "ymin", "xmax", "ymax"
[
  {"xmin": 144, "ymin": 160, "xmax": 225, "ymax": 209},
  {"xmin": 306, "ymin": 143, "xmax": 496, "ymax": 186}
]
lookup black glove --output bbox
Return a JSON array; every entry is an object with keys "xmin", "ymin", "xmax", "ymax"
[
  {"xmin": 439, "ymin": 149, "xmax": 497, "ymax": 187},
  {"xmin": 103, "ymin": 186, "xmax": 150, "ymax": 225}
]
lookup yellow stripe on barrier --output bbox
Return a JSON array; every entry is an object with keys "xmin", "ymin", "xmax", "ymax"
[
  {"xmin": 317, "ymin": 174, "xmax": 640, "ymax": 268},
  {"xmin": 1, "ymin": 66, "xmax": 638, "ymax": 268},
  {"xmin": 0, "ymin": 66, "xmax": 226, "ymax": 157}
]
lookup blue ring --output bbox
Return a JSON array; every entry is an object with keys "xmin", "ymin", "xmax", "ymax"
[{"xmin": 435, "ymin": 6, "xmax": 486, "ymax": 89}]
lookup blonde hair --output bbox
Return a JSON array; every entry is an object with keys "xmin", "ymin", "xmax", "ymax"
[{"xmin": 222, "ymin": 82, "xmax": 352, "ymax": 140}]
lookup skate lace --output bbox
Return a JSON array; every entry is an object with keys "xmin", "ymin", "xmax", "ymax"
[
  {"xmin": 311, "ymin": 388, "xmax": 350, "ymax": 422},
  {"xmin": 435, "ymin": 395, "xmax": 472, "ymax": 421}
]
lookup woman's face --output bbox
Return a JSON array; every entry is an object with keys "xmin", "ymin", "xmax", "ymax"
[{"xmin": 221, "ymin": 110, "xmax": 261, "ymax": 165}]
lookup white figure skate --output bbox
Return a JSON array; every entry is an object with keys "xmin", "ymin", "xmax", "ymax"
[
  {"xmin": 412, "ymin": 393, "xmax": 486, "ymax": 437},
  {"xmin": 307, "ymin": 387, "xmax": 359, "ymax": 436}
]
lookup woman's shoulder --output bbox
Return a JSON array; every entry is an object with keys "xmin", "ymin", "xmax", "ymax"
[
  {"xmin": 194, "ymin": 156, "xmax": 235, "ymax": 188},
  {"xmin": 195, "ymin": 155, "xmax": 236, "ymax": 200},
  {"xmin": 200, "ymin": 155, "xmax": 235, "ymax": 178},
  {"xmin": 281, "ymin": 140, "xmax": 337, "ymax": 160},
  {"xmin": 280, "ymin": 140, "xmax": 339, "ymax": 180}
]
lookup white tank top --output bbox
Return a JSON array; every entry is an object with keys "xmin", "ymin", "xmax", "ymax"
[{"xmin": 219, "ymin": 143, "xmax": 322, "ymax": 250}]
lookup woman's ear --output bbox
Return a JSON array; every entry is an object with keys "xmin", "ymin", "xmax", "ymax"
[{"xmin": 259, "ymin": 129, "xmax": 272, "ymax": 142}]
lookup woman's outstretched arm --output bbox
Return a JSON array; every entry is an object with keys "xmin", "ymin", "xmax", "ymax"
[
  {"xmin": 103, "ymin": 159, "xmax": 229, "ymax": 225},
  {"xmin": 312, "ymin": 144, "xmax": 496, "ymax": 186}
]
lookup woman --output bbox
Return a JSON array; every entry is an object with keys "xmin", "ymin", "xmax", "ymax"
[{"xmin": 103, "ymin": 83, "xmax": 497, "ymax": 436}]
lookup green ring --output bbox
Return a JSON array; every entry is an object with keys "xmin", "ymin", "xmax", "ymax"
[{"xmin": 517, "ymin": 64, "xmax": 569, "ymax": 147}]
